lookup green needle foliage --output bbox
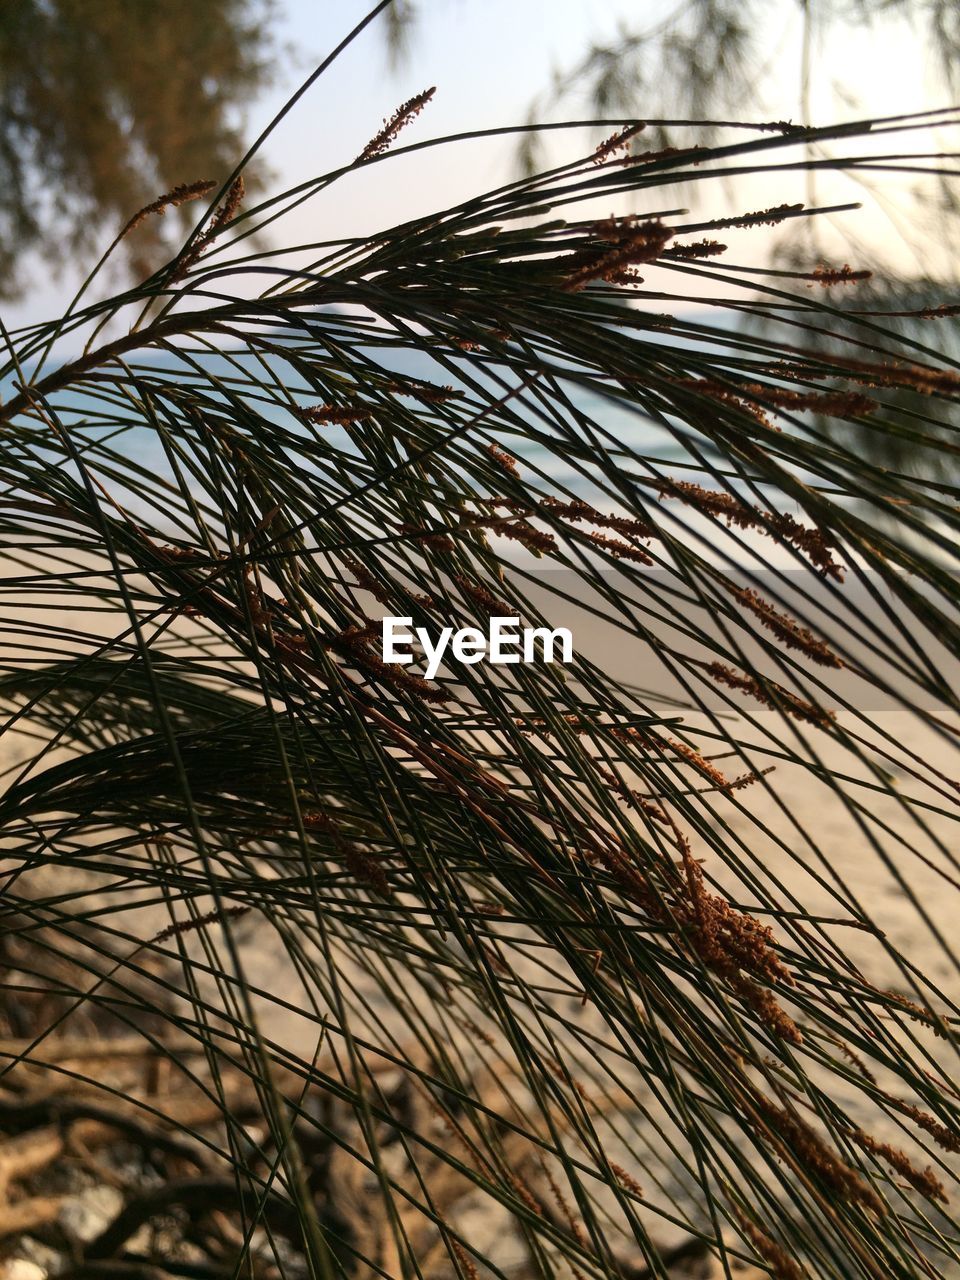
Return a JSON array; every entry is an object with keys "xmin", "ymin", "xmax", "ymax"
[{"xmin": 1, "ymin": 11, "xmax": 960, "ymax": 1280}]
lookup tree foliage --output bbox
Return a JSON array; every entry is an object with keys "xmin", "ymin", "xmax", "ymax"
[
  {"xmin": 0, "ymin": 0, "xmax": 275, "ymax": 294},
  {"xmin": 0, "ymin": 6, "xmax": 959, "ymax": 1278},
  {"xmin": 397, "ymin": 0, "xmax": 960, "ymax": 281}
]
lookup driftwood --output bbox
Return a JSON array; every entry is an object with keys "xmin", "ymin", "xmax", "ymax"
[
  {"xmin": 0, "ymin": 926, "xmax": 725, "ymax": 1280},
  {"xmin": 0, "ymin": 1030, "xmax": 562, "ymax": 1278}
]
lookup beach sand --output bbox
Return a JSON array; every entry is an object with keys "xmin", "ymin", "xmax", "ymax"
[{"xmin": 1, "ymin": 562, "xmax": 958, "ymax": 1273}]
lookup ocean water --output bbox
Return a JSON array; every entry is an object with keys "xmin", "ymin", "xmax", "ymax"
[{"xmin": 3, "ymin": 312, "xmax": 738, "ymax": 531}]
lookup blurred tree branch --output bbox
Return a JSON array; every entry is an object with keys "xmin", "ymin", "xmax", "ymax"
[
  {"xmin": 391, "ymin": 0, "xmax": 960, "ymax": 285},
  {"xmin": 0, "ymin": 0, "xmax": 277, "ymax": 297}
]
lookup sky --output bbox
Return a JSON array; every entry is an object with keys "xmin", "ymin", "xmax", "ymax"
[
  {"xmin": 6, "ymin": 0, "xmax": 955, "ymax": 332},
  {"xmin": 260, "ymin": 0, "xmax": 947, "ymax": 261}
]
